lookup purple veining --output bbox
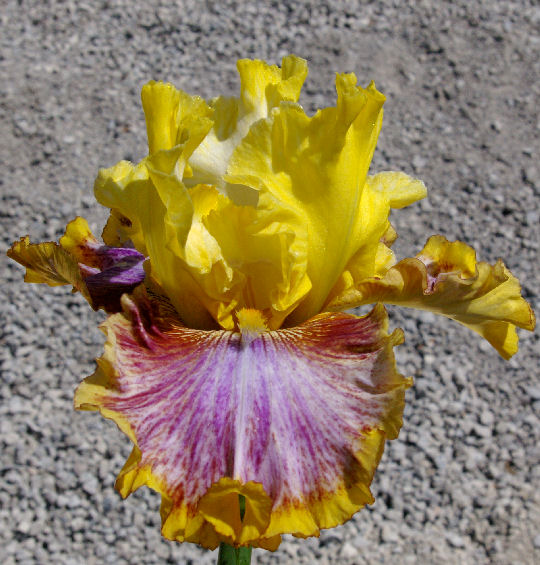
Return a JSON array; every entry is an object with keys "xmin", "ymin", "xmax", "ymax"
[{"xmin": 95, "ymin": 300, "xmax": 408, "ymax": 520}]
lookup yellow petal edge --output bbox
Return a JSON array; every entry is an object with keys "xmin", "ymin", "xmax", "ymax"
[{"xmin": 328, "ymin": 235, "xmax": 535, "ymax": 359}]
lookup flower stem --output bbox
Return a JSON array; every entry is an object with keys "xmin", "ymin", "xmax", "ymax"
[{"xmin": 217, "ymin": 543, "xmax": 252, "ymax": 565}]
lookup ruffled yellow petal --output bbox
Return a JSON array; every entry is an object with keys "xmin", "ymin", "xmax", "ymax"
[
  {"xmin": 94, "ymin": 160, "xmax": 149, "ymax": 254},
  {"xmin": 141, "ymin": 80, "xmax": 213, "ymax": 162},
  {"xmin": 227, "ymin": 74, "xmax": 389, "ymax": 324},
  {"xmin": 327, "ymin": 235, "xmax": 535, "ymax": 359},
  {"xmin": 141, "ymin": 81, "xmax": 182, "ymax": 155},
  {"xmin": 58, "ymin": 216, "xmax": 98, "ymax": 262},
  {"xmin": 198, "ymin": 479, "xmax": 273, "ymax": 546},
  {"xmin": 101, "ymin": 208, "xmax": 137, "ymax": 248},
  {"xmin": 7, "ymin": 234, "xmax": 87, "ymax": 293},
  {"xmin": 94, "ymin": 161, "xmax": 216, "ymax": 329},
  {"xmin": 367, "ymin": 171, "xmax": 428, "ymax": 209},
  {"xmin": 187, "ymin": 55, "xmax": 308, "ymax": 203},
  {"xmin": 188, "ymin": 185, "xmax": 311, "ymax": 329},
  {"xmin": 237, "ymin": 55, "xmax": 308, "ymax": 117},
  {"xmin": 325, "ymin": 172, "xmax": 426, "ymax": 305}
]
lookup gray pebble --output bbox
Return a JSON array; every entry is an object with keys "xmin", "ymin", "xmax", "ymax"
[{"xmin": 445, "ymin": 532, "xmax": 466, "ymax": 548}]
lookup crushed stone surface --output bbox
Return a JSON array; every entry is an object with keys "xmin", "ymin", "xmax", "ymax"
[{"xmin": 1, "ymin": 1, "xmax": 539, "ymax": 564}]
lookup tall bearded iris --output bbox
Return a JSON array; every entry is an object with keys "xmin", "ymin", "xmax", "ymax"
[{"xmin": 8, "ymin": 56, "xmax": 535, "ymax": 554}]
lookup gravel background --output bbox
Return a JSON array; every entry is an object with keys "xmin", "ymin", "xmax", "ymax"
[{"xmin": 1, "ymin": 1, "xmax": 539, "ymax": 564}]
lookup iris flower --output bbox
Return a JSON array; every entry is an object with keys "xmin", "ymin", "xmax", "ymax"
[{"xmin": 8, "ymin": 56, "xmax": 535, "ymax": 555}]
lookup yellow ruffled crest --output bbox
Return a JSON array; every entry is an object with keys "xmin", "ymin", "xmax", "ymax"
[
  {"xmin": 193, "ymin": 190, "xmax": 311, "ymax": 329},
  {"xmin": 94, "ymin": 160, "xmax": 149, "ymax": 253},
  {"xmin": 141, "ymin": 80, "xmax": 213, "ymax": 162},
  {"xmin": 58, "ymin": 217, "xmax": 98, "ymax": 261},
  {"xmin": 237, "ymin": 55, "xmax": 308, "ymax": 117},
  {"xmin": 418, "ymin": 235, "xmax": 476, "ymax": 277},
  {"xmin": 176, "ymin": 183, "xmax": 310, "ymax": 329},
  {"xmin": 226, "ymin": 74, "xmax": 391, "ymax": 323},
  {"xmin": 187, "ymin": 55, "xmax": 308, "ymax": 201}
]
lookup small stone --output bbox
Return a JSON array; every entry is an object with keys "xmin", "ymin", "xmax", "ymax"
[
  {"xmin": 381, "ymin": 524, "xmax": 400, "ymax": 543},
  {"xmin": 527, "ymin": 386, "xmax": 540, "ymax": 401},
  {"xmin": 16, "ymin": 520, "xmax": 32, "ymax": 534},
  {"xmin": 80, "ymin": 472, "xmax": 99, "ymax": 496},
  {"xmin": 525, "ymin": 211, "xmax": 539, "ymax": 226},
  {"xmin": 340, "ymin": 542, "xmax": 358, "ymax": 559},
  {"xmin": 320, "ymin": 529, "xmax": 343, "ymax": 545},
  {"xmin": 474, "ymin": 424, "xmax": 492, "ymax": 438},
  {"xmin": 480, "ymin": 410, "xmax": 494, "ymax": 426},
  {"xmin": 446, "ymin": 532, "xmax": 466, "ymax": 548},
  {"xmin": 155, "ymin": 543, "xmax": 171, "ymax": 560},
  {"xmin": 523, "ymin": 166, "xmax": 537, "ymax": 187},
  {"xmin": 412, "ymin": 155, "xmax": 427, "ymax": 170},
  {"xmin": 533, "ymin": 534, "xmax": 540, "ymax": 549}
]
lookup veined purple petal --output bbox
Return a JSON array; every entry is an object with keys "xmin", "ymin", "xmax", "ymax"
[{"xmin": 75, "ymin": 290, "xmax": 409, "ymax": 549}]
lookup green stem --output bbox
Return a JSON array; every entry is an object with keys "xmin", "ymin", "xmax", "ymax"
[{"xmin": 217, "ymin": 543, "xmax": 252, "ymax": 565}]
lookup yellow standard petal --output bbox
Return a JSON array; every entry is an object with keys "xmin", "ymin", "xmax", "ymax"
[
  {"xmin": 141, "ymin": 79, "xmax": 213, "ymax": 161},
  {"xmin": 187, "ymin": 55, "xmax": 308, "ymax": 202},
  {"xmin": 227, "ymin": 73, "xmax": 390, "ymax": 324},
  {"xmin": 326, "ymin": 171, "xmax": 427, "ymax": 303},
  {"xmin": 91, "ymin": 57, "xmax": 429, "ymax": 330}
]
